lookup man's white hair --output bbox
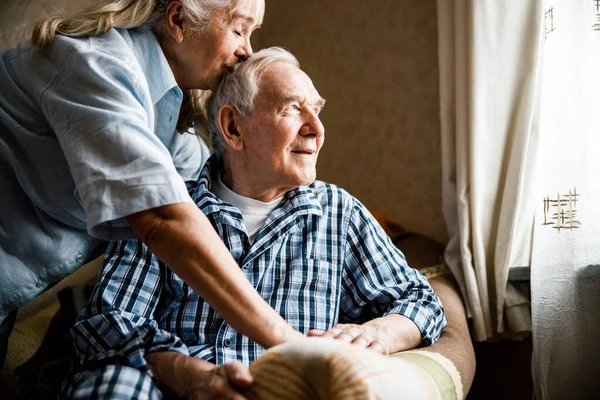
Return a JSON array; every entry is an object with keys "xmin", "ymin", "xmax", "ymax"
[{"xmin": 207, "ymin": 47, "xmax": 300, "ymax": 159}]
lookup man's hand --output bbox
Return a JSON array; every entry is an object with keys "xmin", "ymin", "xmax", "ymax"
[
  {"xmin": 145, "ymin": 351, "xmax": 253, "ymax": 399},
  {"xmin": 307, "ymin": 315, "xmax": 423, "ymax": 355},
  {"xmin": 307, "ymin": 323, "xmax": 390, "ymax": 354}
]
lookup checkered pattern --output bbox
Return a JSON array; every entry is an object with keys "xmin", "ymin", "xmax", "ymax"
[{"xmin": 64, "ymin": 156, "xmax": 446, "ymax": 396}]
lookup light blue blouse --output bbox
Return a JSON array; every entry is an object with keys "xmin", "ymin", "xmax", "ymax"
[{"xmin": 0, "ymin": 28, "xmax": 209, "ymax": 323}]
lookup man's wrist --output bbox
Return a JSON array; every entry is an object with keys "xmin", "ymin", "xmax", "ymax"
[
  {"xmin": 145, "ymin": 351, "xmax": 215, "ymax": 398},
  {"xmin": 364, "ymin": 315, "xmax": 423, "ymax": 353}
]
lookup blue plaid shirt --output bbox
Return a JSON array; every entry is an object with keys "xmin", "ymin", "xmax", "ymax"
[{"xmin": 69, "ymin": 156, "xmax": 446, "ymax": 379}]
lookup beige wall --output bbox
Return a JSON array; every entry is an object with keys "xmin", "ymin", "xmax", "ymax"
[
  {"xmin": 0, "ymin": 0, "xmax": 96, "ymax": 49},
  {"xmin": 254, "ymin": 0, "xmax": 446, "ymax": 243},
  {"xmin": 0, "ymin": 0, "xmax": 447, "ymax": 243}
]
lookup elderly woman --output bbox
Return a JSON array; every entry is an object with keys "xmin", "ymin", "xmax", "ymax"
[{"xmin": 0, "ymin": 0, "xmax": 304, "ymax": 370}]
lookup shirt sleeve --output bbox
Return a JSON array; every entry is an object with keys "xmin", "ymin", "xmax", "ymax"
[
  {"xmin": 340, "ymin": 198, "xmax": 447, "ymax": 346},
  {"xmin": 70, "ymin": 240, "xmax": 189, "ymax": 373},
  {"xmin": 39, "ymin": 38, "xmax": 193, "ymax": 240}
]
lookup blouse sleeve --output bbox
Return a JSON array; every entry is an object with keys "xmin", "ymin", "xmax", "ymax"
[{"xmin": 40, "ymin": 37, "xmax": 194, "ymax": 240}]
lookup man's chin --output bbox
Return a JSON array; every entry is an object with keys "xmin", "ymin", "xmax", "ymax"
[{"xmin": 298, "ymin": 174, "xmax": 317, "ymax": 186}]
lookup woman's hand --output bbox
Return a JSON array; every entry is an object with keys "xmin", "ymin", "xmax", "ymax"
[
  {"xmin": 307, "ymin": 323, "xmax": 390, "ymax": 354},
  {"xmin": 145, "ymin": 351, "xmax": 253, "ymax": 399}
]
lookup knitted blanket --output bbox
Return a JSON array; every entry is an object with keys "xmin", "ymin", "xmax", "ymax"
[{"xmin": 245, "ymin": 338, "xmax": 462, "ymax": 400}]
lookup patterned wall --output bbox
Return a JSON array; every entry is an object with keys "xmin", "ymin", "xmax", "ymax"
[
  {"xmin": 0, "ymin": 0, "xmax": 447, "ymax": 243},
  {"xmin": 253, "ymin": 0, "xmax": 446, "ymax": 243}
]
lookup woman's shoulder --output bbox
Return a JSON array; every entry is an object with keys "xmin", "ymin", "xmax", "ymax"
[
  {"xmin": 59, "ymin": 29, "xmax": 136, "ymax": 63},
  {"xmin": 48, "ymin": 28, "xmax": 152, "ymax": 69},
  {"xmin": 45, "ymin": 29, "xmax": 152, "ymax": 93}
]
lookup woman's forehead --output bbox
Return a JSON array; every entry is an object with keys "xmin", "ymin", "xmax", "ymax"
[{"xmin": 230, "ymin": 0, "xmax": 265, "ymax": 26}]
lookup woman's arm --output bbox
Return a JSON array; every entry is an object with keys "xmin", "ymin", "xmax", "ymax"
[{"xmin": 126, "ymin": 202, "xmax": 303, "ymax": 349}]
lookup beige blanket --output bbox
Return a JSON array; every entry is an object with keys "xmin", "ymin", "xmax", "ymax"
[{"xmin": 245, "ymin": 338, "xmax": 462, "ymax": 400}]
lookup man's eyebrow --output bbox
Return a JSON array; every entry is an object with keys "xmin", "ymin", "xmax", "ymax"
[
  {"xmin": 281, "ymin": 96, "xmax": 326, "ymax": 107},
  {"xmin": 282, "ymin": 95, "xmax": 299, "ymax": 103}
]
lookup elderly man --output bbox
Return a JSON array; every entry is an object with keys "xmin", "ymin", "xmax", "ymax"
[{"xmin": 63, "ymin": 47, "xmax": 446, "ymax": 399}]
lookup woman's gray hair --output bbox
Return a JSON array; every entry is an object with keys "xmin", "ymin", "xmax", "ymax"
[
  {"xmin": 150, "ymin": 0, "xmax": 264, "ymax": 38},
  {"xmin": 208, "ymin": 47, "xmax": 300, "ymax": 159},
  {"xmin": 33, "ymin": 0, "xmax": 264, "ymax": 49}
]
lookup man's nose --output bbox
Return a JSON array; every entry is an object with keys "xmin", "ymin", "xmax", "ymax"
[{"xmin": 300, "ymin": 111, "xmax": 325, "ymax": 138}]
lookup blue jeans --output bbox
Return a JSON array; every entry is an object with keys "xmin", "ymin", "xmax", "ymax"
[{"xmin": 0, "ymin": 310, "xmax": 17, "ymax": 369}]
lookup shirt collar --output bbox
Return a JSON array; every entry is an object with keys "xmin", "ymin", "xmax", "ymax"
[
  {"xmin": 125, "ymin": 27, "xmax": 180, "ymax": 105},
  {"xmin": 191, "ymin": 155, "xmax": 323, "ymax": 219}
]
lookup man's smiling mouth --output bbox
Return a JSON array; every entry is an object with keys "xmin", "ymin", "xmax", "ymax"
[{"xmin": 292, "ymin": 149, "xmax": 315, "ymax": 155}]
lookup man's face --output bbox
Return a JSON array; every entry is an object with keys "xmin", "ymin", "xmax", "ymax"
[{"xmin": 237, "ymin": 62, "xmax": 326, "ymax": 196}]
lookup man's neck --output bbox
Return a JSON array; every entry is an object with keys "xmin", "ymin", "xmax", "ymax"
[
  {"xmin": 221, "ymin": 164, "xmax": 290, "ymax": 202},
  {"xmin": 212, "ymin": 174, "xmax": 283, "ymax": 242}
]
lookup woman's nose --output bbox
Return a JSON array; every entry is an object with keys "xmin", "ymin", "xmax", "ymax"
[{"xmin": 235, "ymin": 39, "xmax": 253, "ymax": 61}]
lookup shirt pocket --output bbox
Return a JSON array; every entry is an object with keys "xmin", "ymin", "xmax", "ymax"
[{"xmin": 268, "ymin": 258, "xmax": 342, "ymax": 332}]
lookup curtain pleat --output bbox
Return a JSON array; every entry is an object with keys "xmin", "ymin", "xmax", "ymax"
[{"xmin": 437, "ymin": 0, "xmax": 543, "ymax": 341}]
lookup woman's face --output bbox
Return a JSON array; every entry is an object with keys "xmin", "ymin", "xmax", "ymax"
[{"xmin": 172, "ymin": 0, "xmax": 264, "ymax": 91}]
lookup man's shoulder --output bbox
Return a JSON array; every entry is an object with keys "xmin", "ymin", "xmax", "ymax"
[{"xmin": 308, "ymin": 180, "xmax": 356, "ymax": 210}]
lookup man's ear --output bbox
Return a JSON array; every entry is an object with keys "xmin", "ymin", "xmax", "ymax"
[
  {"xmin": 218, "ymin": 105, "xmax": 245, "ymax": 151},
  {"xmin": 165, "ymin": 0, "xmax": 185, "ymax": 43}
]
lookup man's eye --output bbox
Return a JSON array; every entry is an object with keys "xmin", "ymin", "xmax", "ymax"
[
  {"xmin": 233, "ymin": 29, "xmax": 242, "ymax": 37},
  {"xmin": 290, "ymin": 104, "xmax": 301, "ymax": 111}
]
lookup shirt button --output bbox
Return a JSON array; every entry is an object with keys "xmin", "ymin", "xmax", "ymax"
[
  {"xmin": 224, "ymin": 339, "xmax": 233, "ymax": 347},
  {"xmin": 76, "ymin": 254, "xmax": 83, "ymax": 263}
]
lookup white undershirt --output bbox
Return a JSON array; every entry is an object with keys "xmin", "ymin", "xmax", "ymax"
[{"xmin": 212, "ymin": 175, "xmax": 283, "ymax": 242}]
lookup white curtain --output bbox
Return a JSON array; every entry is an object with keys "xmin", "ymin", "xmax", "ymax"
[
  {"xmin": 438, "ymin": 0, "xmax": 600, "ymax": 397},
  {"xmin": 437, "ymin": 0, "xmax": 543, "ymax": 341},
  {"xmin": 531, "ymin": 0, "xmax": 600, "ymax": 398}
]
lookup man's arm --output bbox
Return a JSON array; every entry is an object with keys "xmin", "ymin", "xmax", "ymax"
[
  {"xmin": 385, "ymin": 229, "xmax": 475, "ymax": 395},
  {"xmin": 68, "ymin": 238, "xmax": 255, "ymax": 399},
  {"xmin": 145, "ymin": 351, "xmax": 252, "ymax": 399},
  {"xmin": 311, "ymin": 195, "xmax": 446, "ymax": 353},
  {"xmin": 70, "ymin": 240, "xmax": 189, "ymax": 365},
  {"xmin": 418, "ymin": 274, "xmax": 476, "ymax": 395}
]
